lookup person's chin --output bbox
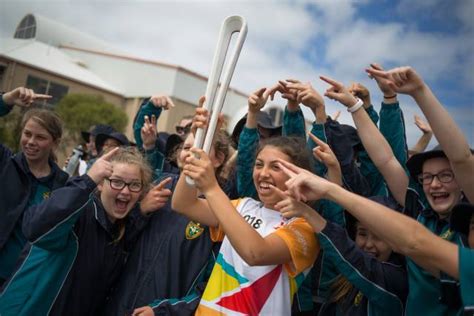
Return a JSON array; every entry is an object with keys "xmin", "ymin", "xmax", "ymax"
[
  {"xmin": 113, "ymin": 208, "xmax": 129, "ymax": 220},
  {"xmin": 431, "ymin": 203, "xmax": 455, "ymax": 218}
]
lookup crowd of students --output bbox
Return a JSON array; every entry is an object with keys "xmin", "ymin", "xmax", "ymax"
[{"xmin": 0, "ymin": 63, "xmax": 472, "ymax": 316}]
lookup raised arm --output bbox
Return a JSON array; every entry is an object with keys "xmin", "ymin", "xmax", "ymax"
[
  {"xmin": 279, "ymin": 160, "xmax": 459, "ymax": 279},
  {"xmin": 269, "ymin": 80, "xmax": 306, "ymax": 138},
  {"xmin": 236, "ymin": 87, "xmax": 270, "ymax": 198},
  {"xmin": 366, "ymin": 66, "xmax": 474, "ymax": 202},
  {"xmin": 21, "ymin": 148, "xmax": 119, "ymax": 250},
  {"xmin": 410, "ymin": 115, "xmax": 433, "ymax": 155},
  {"xmin": 133, "ymin": 95, "xmax": 174, "ymax": 149},
  {"xmin": 1, "ymin": 87, "xmax": 51, "ymax": 116},
  {"xmin": 320, "ymin": 75, "xmax": 408, "ymax": 206}
]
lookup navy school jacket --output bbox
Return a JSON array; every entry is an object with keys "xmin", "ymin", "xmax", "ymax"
[
  {"xmin": 317, "ymin": 222, "xmax": 408, "ymax": 316},
  {"xmin": 0, "ymin": 175, "xmax": 149, "ymax": 316},
  {"xmin": 104, "ymin": 173, "xmax": 221, "ymax": 316}
]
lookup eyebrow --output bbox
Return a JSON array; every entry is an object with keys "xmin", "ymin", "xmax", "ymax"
[
  {"xmin": 422, "ymin": 168, "xmax": 452, "ymax": 174},
  {"xmin": 23, "ymin": 128, "xmax": 49, "ymax": 138}
]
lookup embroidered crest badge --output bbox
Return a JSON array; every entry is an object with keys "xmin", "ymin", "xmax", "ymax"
[
  {"xmin": 185, "ymin": 221, "xmax": 204, "ymax": 240},
  {"xmin": 440, "ymin": 229, "xmax": 454, "ymax": 241}
]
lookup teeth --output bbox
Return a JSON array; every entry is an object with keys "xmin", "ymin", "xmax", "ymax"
[{"xmin": 259, "ymin": 182, "xmax": 271, "ymax": 189}]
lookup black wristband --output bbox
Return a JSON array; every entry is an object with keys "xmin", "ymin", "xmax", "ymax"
[{"xmin": 383, "ymin": 94, "xmax": 397, "ymax": 99}]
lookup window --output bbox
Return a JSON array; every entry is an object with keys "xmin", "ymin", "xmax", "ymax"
[
  {"xmin": 25, "ymin": 75, "xmax": 69, "ymax": 107},
  {"xmin": 14, "ymin": 14, "xmax": 36, "ymax": 39},
  {"xmin": 0, "ymin": 65, "xmax": 7, "ymax": 87}
]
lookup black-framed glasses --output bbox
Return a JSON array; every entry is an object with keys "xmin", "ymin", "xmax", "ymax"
[
  {"xmin": 175, "ymin": 122, "xmax": 192, "ymax": 135},
  {"xmin": 418, "ymin": 171, "xmax": 455, "ymax": 185},
  {"xmin": 106, "ymin": 178, "xmax": 143, "ymax": 192}
]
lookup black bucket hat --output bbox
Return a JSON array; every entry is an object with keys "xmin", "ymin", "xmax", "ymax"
[
  {"xmin": 231, "ymin": 111, "xmax": 282, "ymax": 147},
  {"xmin": 450, "ymin": 203, "xmax": 474, "ymax": 236},
  {"xmin": 156, "ymin": 132, "xmax": 184, "ymax": 160},
  {"xmin": 81, "ymin": 124, "xmax": 115, "ymax": 143},
  {"xmin": 95, "ymin": 132, "xmax": 130, "ymax": 151},
  {"xmin": 406, "ymin": 145, "xmax": 446, "ymax": 182},
  {"xmin": 339, "ymin": 124, "xmax": 364, "ymax": 152}
]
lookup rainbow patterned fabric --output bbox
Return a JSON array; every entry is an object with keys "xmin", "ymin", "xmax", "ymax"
[{"xmin": 196, "ymin": 198, "xmax": 318, "ymax": 315}]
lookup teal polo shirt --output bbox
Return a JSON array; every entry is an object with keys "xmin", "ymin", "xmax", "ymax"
[
  {"xmin": 460, "ymin": 247, "xmax": 474, "ymax": 314},
  {"xmin": 405, "ymin": 209, "xmax": 465, "ymax": 316},
  {"xmin": 0, "ymin": 179, "xmax": 53, "ymax": 281}
]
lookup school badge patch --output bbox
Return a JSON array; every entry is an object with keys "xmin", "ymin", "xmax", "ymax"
[{"xmin": 185, "ymin": 221, "xmax": 204, "ymax": 240}]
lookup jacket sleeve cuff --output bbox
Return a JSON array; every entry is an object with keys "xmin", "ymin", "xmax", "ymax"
[{"xmin": 0, "ymin": 94, "xmax": 14, "ymax": 116}]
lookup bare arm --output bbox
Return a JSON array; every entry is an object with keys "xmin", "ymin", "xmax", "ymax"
[
  {"xmin": 278, "ymin": 160, "xmax": 460, "ymax": 279},
  {"xmin": 324, "ymin": 183, "xmax": 458, "ymax": 278},
  {"xmin": 410, "ymin": 116, "xmax": 433, "ymax": 154},
  {"xmin": 320, "ymin": 76, "xmax": 408, "ymax": 206},
  {"xmin": 185, "ymin": 148, "xmax": 292, "ymax": 266},
  {"xmin": 171, "ymin": 172, "xmax": 219, "ymax": 227},
  {"xmin": 367, "ymin": 66, "xmax": 474, "ymax": 202}
]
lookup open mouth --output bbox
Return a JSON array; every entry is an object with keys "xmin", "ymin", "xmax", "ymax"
[
  {"xmin": 431, "ymin": 192, "xmax": 450, "ymax": 203},
  {"xmin": 115, "ymin": 197, "xmax": 130, "ymax": 213},
  {"xmin": 258, "ymin": 181, "xmax": 273, "ymax": 194}
]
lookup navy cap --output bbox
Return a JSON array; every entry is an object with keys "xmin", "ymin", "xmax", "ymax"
[
  {"xmin": 95, "ymin": 132, "xmax": 130, "ymax": 152},
  {"xmin": 81, "ymin": 124, "xmax": 115, "ymax": 143},
  {"xmin": 231, "ymin": 111, "xmax": 282, "ymax": 147}
]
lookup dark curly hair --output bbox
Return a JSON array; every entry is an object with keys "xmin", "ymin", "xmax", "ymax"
[{"xmin": 256, "ymin": 136, "xmax": 312, "ymax": 171}]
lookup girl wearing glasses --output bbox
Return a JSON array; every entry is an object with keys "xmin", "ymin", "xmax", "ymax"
[
  {"xmin": 0, "ymin": 147, "xmax": 171, "ymax": 316},
  {"xmin": 322, "ymin": 65, "xmax": 472, "ymax": 315}
]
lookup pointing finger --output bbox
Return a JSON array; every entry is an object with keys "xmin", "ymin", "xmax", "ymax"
[
  {"xmin": 156, "ymin": 177, "xmax": 173, "ymax": 190},
  {"xmin": 308, "ymin": 133, "xmax": 328, "ymax": 149},
  {"xmin": 319, "ymin": 75, "xmax": 342, "ymax": 88},
  {"xmin": 101, "ymin": 146, "xmax": 120, "ymax": 161},
  {"xmin": 269, "ymin": 184, "xmax": 288, "ymax": 199}
]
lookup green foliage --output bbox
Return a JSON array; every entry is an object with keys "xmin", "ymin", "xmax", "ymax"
[
  {"xmin": 0, "ymin": 94, "xmax": 128, "ymax": 157},
  {"xmin": 0, "ymin": 107, "xmax": 23, "ymax": 152},
  {"xmin": 56, "ymin": 94, "xmax": 128, "ymax": 142}
]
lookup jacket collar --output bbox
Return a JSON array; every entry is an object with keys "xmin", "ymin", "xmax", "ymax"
[
  {"xmin": 92, "ymin": 195, "xmax": 122, "ymax": 238},
  {"xmin": 14, "ymin": 152, "xmax": 68, "ymax": 187}
]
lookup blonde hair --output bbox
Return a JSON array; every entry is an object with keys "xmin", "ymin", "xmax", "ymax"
[
  {"xmin": 107, "ymin": 146, "xmax": 152, "ymax": 243},
  {"xmin": 109, "ymin": 146, "xmax": 153, "ymax": 191}
]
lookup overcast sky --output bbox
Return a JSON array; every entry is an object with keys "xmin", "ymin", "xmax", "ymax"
[{"xmin": 1, "ymin": 0, "xmax": 473, "ymax": 147}]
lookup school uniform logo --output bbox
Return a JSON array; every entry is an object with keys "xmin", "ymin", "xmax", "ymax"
[{"xmin": 185, "ymin": 221, "xmax": 204, "ymax": 240}]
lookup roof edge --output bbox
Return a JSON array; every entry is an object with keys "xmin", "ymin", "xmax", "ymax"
[{"xmin": 59, "ymin": 44, "xmax": 249, "ymax": 98}]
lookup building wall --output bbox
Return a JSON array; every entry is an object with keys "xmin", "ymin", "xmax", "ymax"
[{"xmin": 0, "ymin": 57, "xmax": 124, "ymax": 105}]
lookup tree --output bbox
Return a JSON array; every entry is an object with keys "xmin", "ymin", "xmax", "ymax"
[
  {"xmin": 0, "ymin": 107, "xmax": 23, "ymax": 152},
  {"xmin": 56, "ymin": 94, "xmax": 128, "ymax": 141}
]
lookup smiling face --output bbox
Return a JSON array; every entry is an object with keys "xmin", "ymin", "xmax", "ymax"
[
  {"xmin": 20, "ymin": 118, "xmax": 57, "ymax": 165},
  {"xmin": 422, "ymin": 157, "xmax": 462, "ymax": 218},
  {"xmin": 253, "ymin": 145, "xmax": 291, "ymax": 209},
  {"xmin": 355, "ymin": 223, "xmax": 392, "ymax": 262},
  {"xmin": 98, "ymin": 162, "xmax": 143, "ymax": 222}
]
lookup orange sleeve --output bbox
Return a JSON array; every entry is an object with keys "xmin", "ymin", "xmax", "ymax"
[
  {"xmin": 209, "ymin": 198, "xmax": 242, "ymax": 242},
  {"xmin": 273, "ymin": 218, "xmax": 320, "ymax": 277}
]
